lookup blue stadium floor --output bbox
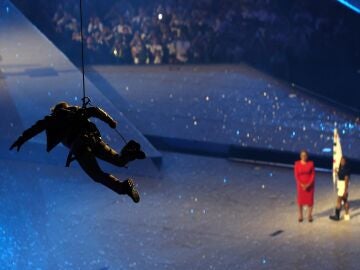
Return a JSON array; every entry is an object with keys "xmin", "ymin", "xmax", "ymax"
[{"xmin": 1, "ymin": 152, "xmax": 360, "ymax": 269}]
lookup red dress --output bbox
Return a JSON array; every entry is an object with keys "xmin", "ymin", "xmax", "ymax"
[{"xmin": 294, "ymin": 161, "xmax": 315, "ymax": 206}]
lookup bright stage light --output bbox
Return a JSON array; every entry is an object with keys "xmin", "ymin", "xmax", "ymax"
[
  {"xmin": 158, "ymin": 13, "xmax": 163, "ymax": 20},
  {"xmin": 337, "ymin": 0, "xmax": 360, "ymax": 13}
]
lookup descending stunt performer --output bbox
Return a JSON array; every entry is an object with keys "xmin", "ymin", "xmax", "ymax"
[{"xmin": 9, "ymin": 101, "xmax": 145, "ymax": 203}]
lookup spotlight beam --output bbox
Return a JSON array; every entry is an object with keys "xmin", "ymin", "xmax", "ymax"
[{"xmin": 337, "ymin": 0, "xmax": 360, "ymax": 14}]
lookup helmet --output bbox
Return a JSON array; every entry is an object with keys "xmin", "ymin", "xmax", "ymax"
[{"xmin": 51, "ymin": 101, "xmax": 70, "ymax": 112}]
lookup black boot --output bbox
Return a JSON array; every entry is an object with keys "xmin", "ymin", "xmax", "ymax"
[
  {"xmin": 121, "ymin": 140, "xmax": 146, "ymax": 161},
  {"xmin": 329, "ymin": 208, "xmax": 341, "ymax": 221},
  {"xmin": 122, "ymin": 140, "xmax": 140, "ymax": 152},
  {"xmin": 125, "ymin": 178, "xmax": 140, "ymax": 203}
]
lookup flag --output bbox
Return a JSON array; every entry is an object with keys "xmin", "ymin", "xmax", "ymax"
[{"xmin": 333, "ymin": 128, "xmax": 343, "ymax": 185}]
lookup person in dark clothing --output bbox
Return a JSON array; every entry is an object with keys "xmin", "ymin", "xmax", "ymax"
[
  {"xmin": 9, "ymin": 101, "xmax": 145, "ymax": 203},
  {"xmin": 330, "ymin": 156, "xmax": 351, "ymax": 221}
]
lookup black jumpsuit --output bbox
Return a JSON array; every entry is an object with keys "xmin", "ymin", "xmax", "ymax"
[{"xmin": 11, "ymin": 105, "xmax": 138, "ymax": 195}]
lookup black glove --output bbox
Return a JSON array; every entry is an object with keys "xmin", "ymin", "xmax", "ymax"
[
  {"xmin": 109, "ymin": 120, "xmax": 117, "ymax": 129},
  {"xmin": 9, "ymin": 137, "xmax": 24, "ymax": 152}
]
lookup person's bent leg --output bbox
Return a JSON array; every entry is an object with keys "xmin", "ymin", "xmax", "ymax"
[
  {"xmin": 74, "ymin": 145, "xmax": 140, "ymax": 202},
  {"xmin": 95, "ymin": 141, "xmax": 129, "ymax": 167},
  {"xmin": 94, "ymin": 140, "xmax": 144, "ymax": 168}
]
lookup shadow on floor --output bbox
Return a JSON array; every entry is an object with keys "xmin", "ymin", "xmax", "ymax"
[{"xmin": 314, "ymin": 198, "xmax": 360, "ymax": 219}]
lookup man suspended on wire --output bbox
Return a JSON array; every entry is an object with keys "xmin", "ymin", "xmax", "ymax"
[{"xmin": 9, "ymin": 101, "xmax": 145, "ymax": 203}]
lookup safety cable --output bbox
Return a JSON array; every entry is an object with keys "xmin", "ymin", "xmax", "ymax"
[
  {"xmin": 78, "ymin": 0, "xmax": 127, "ymax": 145},
  {"xmin": 79, "ymin": 0, "xmax": 87, "ymax": 108}
]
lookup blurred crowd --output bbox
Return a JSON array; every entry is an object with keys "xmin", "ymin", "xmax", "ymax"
[
  {"xmin": 26, "ymin": 0, "xmax": 360, "ymax": 66},
  {"xmin": 52, "ymin": 0, "xmax": 234, "ymax": 64}
]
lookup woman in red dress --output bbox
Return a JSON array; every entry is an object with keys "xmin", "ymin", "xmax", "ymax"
[{"xmin": 294, "ymin": 150, "xmax": 315, "ymax": 222}]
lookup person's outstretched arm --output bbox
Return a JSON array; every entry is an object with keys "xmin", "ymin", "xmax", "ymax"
[
  {"xmin": 9, "ymin": 116, "xmax": 49, "ymax": 151},
  {"xmin": 85, "ymin": 107, "xmax": 117, "ymax": 129}
]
